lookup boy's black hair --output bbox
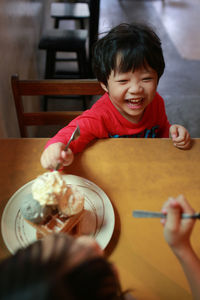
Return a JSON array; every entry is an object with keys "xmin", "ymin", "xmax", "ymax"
[{"xmin": 92, "ymin": 23, "xmax": 165, "ymax": 86}]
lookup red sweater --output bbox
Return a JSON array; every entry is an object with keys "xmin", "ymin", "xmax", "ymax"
[{"xmin": 46, "ymin": 92, "xmax": 171, "ymax": 153}]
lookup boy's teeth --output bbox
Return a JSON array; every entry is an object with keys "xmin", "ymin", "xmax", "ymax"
[{"xmin": 128, "ymin": 98, "xmax": 142, "ymax": 103}]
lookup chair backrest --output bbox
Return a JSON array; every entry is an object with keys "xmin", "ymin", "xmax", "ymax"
[
  {"xmin": 11, "ymin": 74, "xmax": 104, "ymax": 137},
  {"xmin": 88, "ymin": 0, "xmax": 100, "ymax": 61}
]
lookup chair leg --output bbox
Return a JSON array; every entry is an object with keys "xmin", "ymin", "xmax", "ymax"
[
  {"xmin": 45, "ymin": 50, "xmax": 56, "ymax": 79},
  {"xmin": 43, "ymin": 50, "xmax": 56, "ymax": 111},
  {"xmin": 80, "ymin": 19, "xmax": 85, "ymax": 29},
  {"xmin": 82, "ymin": 96, "xmax": 87, "ymax": 110},
  {"xmin": 43, "ymin": 96, "xmax": 49, "ymax": 111},
  {"xmin": 54, "ymin": 19, "xmax": 59, "ymax": 28},
  {"xmin": 77, "ymin": 49, "xmax": 88, "ymax": 78},
  {"xmin": 77, "ymin": 49, "xmax": 88, "ymax": 109}
]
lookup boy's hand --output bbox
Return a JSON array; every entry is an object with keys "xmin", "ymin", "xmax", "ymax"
[
  {"xmin": 40, "ymin": 142, "xmax": 74, "ymax": 170},
  {"xmin": 170, "ymin": 124, "xmax": 191, "ymax": 150},
  {"xmin": 161, "ymin": 195, "xmax": 195, "ymax": 253}
]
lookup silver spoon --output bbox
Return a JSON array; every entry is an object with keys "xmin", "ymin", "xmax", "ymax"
[
  {"xmin": 133, "ymin": 210, "xmax": 200, "ymax": 219},
  {"xmin": 55, "ymin": 125, "xmax": 80, "ymax": 170}
]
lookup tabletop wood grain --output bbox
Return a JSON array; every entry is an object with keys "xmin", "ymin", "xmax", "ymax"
[{"xmin": 1, "ymin": 138, "xmax": 200, "ymax": 299}]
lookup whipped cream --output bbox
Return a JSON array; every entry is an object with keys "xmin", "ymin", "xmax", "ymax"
[{"xmin": 32, "ymin": 171, "xmax": 68, "ymax": 206}]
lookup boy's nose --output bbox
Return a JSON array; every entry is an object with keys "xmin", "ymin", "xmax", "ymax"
[{"xmin": 129, "ymin": 83, "xmax": 143, "ymax": 94}]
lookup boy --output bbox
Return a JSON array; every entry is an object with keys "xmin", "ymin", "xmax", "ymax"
[{"xmin": 41, "ymin": 23, "xmax": 191, "ymax": 170}]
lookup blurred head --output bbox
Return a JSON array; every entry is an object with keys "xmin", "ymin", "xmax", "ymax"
[
  {"xmin": 0, "ymin": 234, "xmax": 125, "ymax": 300},
  {"xmin": 92, "ymin": 23, "xmax": 165, "ymax": 87}
]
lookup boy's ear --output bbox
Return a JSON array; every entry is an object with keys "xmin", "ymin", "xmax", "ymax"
[{"xmin": 100, "ymin": 82, "xmax": 108, "ymax": 93}]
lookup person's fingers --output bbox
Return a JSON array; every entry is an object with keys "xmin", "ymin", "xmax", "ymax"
[
  {"xmin": 61, "ymin": 149, "xmax": 74, "ymax": 166},
  {"xmin": 173, "ymin": 131, "xmax": 191, "ymax": 148},
  {"xmin": 161, "ymin": 197, "xmax": 174, "ymax": 225},
  {"xmin": 161, "ymin": 196, "xmax": 184, "ymax": 226},
  {"xmin": 175, "ymin": 195, "xmax": 195, "ymax": 214},
  {"xmin": 162, "ymin": 195, "xmax": 195, "ymax": 215},
  {"xmin": 172, "ymin": 126, "xmax": 187, "ymax": 142},
  {"xmin": 41, "ymin": 143, "xmax": 65, "ymax": 169},
  {"xmin": 174, "ymin": 135, "xmax": 189, "ymax": 146},
  {"xmin": 165, "ymin": 198, "xmax": 181, "ymax": 231},
  {"xmin": 170, "ymin": 125, "xmax": 178, "ymax": 140},
  {"xmin": 170, "ymin": 125, "xmax": 191, "ymax": 147}
]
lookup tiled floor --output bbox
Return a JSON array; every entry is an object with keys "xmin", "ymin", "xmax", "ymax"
[
  {"xmin": 37, "ymin": 0, "xmax": 200, "ymax": 138},
  {"xmin": 153, "ymin": 0, "xmax": 200, "ymax": 60}
]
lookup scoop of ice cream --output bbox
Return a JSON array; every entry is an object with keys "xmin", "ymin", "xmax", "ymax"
[
  {"xmin": 32, "ymin": 171, "xmax": 68, "ymax": 206},
  {"xmin": 20, "ymin": 194, "xmax": 52, "ymax": 223},
  {"xmin": 58, "ymin": 185, "xmax": 84, "ymax": 216}
]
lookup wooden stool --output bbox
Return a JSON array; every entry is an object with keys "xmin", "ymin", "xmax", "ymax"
[
  {"xmin": 38, "ymin": 29, "xmax": 88, "ymax": 110},
  {"xmin": 39, "ymin": 0, "xmax": 99, "ymax": 81},
  {"xmin": 39, "ymin": 29, "xmax": 88, "ymax": 79},
  {"xmin": 51, "ymin": 2, "xmax": 90, "ymax": 29}
]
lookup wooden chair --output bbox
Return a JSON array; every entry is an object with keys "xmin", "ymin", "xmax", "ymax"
[{"xmin": 11, "ymin": 74, "xmax": 104, "ymax": 138}]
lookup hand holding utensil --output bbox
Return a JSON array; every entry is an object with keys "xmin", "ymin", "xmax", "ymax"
[
  {"xmin": 133, "ymin": 210, "xmax": 200, "ymax": 219},
  {"xmin": 55, "ymin": 125, "xmax": 80, "ymax": 170}
]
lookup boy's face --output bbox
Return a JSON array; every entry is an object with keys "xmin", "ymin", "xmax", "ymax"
[{"xmin": 101, "ymin": 66, "xmax": 158, "ymax": 123}]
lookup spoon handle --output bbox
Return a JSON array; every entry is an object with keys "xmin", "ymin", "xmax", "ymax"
[{"xmin": 133, "ymin": 210, "xmax": 200, "ymax": 219}]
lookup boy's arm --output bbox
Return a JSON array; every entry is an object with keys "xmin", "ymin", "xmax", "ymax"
[
  {"xmin": 162, "ymin": 195, "xmax": 200, "ymax": 300},
  {"xmin": 45, "ymin": 110, "xmax": 109, "ymax": 154}
]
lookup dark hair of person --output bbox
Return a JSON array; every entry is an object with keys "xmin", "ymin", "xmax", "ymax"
[
  {"xmin": 0, "ymin": 234, "xmax": 126, "ymax": 300},
  {"xmin": 92, "ymin": 22, "xmax": 165, "ymax": 86},
  {"xmin": 53, "ymin": 257, "xmax": 126, "ymax": 300}
]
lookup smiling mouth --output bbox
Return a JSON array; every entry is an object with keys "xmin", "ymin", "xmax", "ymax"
[
  {"xmin": 125, "ymin": 98, "xmax": 144, "ymax": 110},
  {"xmin": 126, "ymin": 98, "xmax": 144, "ymax": 103}
]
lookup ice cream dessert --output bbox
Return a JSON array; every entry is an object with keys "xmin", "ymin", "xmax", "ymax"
[
  {"xmin": 20, "ymin": 171, "xmax": 85, "ymax": 238},
  {"xmin": 21, "ymin": 194, "xmax": 52, "ymax": 224}
]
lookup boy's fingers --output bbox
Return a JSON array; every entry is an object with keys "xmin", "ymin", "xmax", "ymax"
[
  {"xmin": 170, "ymin": 124, "xmax": 190, "ymax": 139},
  {"xmin": 172, "ymin": 128, "xmax": 191, "ymax": 149},
  {"xmin": 61, "ymin": 149, "xmax": 70, "ymax": 159},
  {"xmin": 170, "ymin": 125, "xmax": 178, "ymax": 140},
  {"xmin": 172, "ymin": 126, "xmax": 185, "ymax": 141},
  {"xmin": 61, "ymin": 149, "xmax": 74, "ymax": 166},
  {"xmin": 175, "ymin": 133, "xmax": 190, "ymax": 145}
]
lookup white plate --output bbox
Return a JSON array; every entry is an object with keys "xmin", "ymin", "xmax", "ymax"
[{"xmin": 1, "ymin": 175, "xmax": 115, "ymax": 253}]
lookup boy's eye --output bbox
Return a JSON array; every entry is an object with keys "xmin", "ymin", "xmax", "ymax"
[
  {"xmin": 142, "ymin": 77, "xmax": 153, "ymax": 81},
  {"xmin": 117, "ymin": 79, "xmax": 128, "ymax": 83}
]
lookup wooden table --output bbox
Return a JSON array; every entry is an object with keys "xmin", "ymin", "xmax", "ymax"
[{"xmin": 1, "ymin": 138, "xmax": 200, "ymax": 300}]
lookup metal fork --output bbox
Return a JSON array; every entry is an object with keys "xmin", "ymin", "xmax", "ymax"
[{"xmin": 55, "ymin": 125, "xmax": 80, "ymax": 170}]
